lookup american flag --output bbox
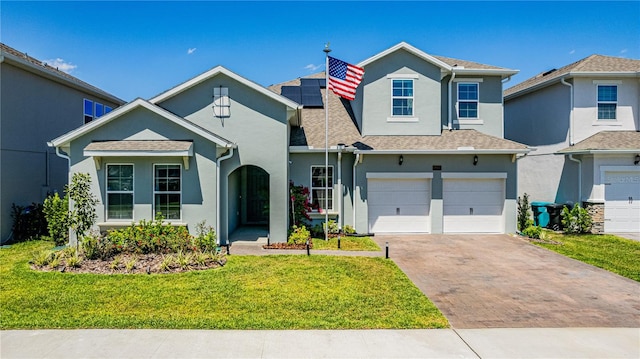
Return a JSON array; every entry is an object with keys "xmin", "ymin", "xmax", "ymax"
[{"xmin": 328, "ymin": 56, "xmax": 364, "ymax": 101}]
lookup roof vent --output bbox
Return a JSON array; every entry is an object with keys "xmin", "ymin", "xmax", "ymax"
[{"xmin": 542, "ymin": 68, "xmax": 557, "ymax": 76}]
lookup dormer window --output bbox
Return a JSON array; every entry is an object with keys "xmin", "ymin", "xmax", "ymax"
[
  {"xmin": 457, "ymin": 83, "xmax": 479, "ymax": 119},
  {"xmin": 392, "ymin": 79, "xmax": 414, "ymax": 116},
  {"xmin": 213, "ymin": 87, "xmax": 230, "ymax": 117},
  {"xmin": 597, "ymin": 85, "xmax": 617, "ymax": 120}
]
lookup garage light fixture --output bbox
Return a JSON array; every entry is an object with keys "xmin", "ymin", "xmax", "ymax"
[
  {"xmin": 473, "ymin": 155, "xmax": 479, "ymax": 166},
  {"xmin": 399, "ymin": 154, "xmax": 404, "ymax": 166},
  {"xmin": 635, "ymin": 154, "xmax": 640, "ymax": 165}
]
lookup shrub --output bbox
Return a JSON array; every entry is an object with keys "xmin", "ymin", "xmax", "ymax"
[
  {"xmin": 31, "ymin": 250, "xmax": 55, "ymax": 267},
  {"xmin": 323, "ymin": 220, "xmax": 339, "ymax": 235},
  {"xmin": 81, "ymin": 231, "xmax": 116, "ymax": 260},
  {"xmin": 105, "ymin": 215, "xmax": 192, "ymax": 254},
  {"xmin": 288, "ymin": 225, "xmax": 310, "ymax": 245},
  {"xmin": 561, "ymin": 204, "xmax": 592, "ymax": 234},
  {"xmin": 343, "ymin": 225, "xmax": 356, "ymax": 235},
  {"xmin": 517, "ymin": 193, "xmax": 532, "ymax": 232},
  {"xmin": 522, "ymin": 225, "xmax": 543, "ymax": 239},
  {"xmin": 43, "ymin": 193, "xmax": 70, "ymax": 246},
  {"xmin": 10, "ymin": 202, "xmax": 47, "ymax": 242},
  {"xmin": 289, "ymin": 181, "xmax": 312, "ymax": 227},
  {"xmin": 193, "ymin": 221, "xmax": 217, "ymax": 252}
]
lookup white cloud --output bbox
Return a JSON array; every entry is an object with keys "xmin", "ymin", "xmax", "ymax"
[
  {"xmin": 187, "ymin": 48, "xmax": 197, "ymax": 55},
  {"xmin": 44, "ymin": 58, "xmax": 77, "ymax": 73},
  {"xmin": 569, "ymin": 49, "xmax": 575, "ymax": 55},
  {"xmin": 620, "ymin": 48, "xmax": 628, "ymax": 54},
  {"xmin": 304, "ymin": 63, "xmax": 321, "ymax": 72}
]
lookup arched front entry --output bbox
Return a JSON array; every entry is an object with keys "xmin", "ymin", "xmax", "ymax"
[{"xmin": 228, "ymin": 165, "xmax": 269, "ymax": 242}]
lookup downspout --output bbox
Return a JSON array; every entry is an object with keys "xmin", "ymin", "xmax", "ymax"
[
  {"xmin": 337, "ymin": 148, "xmax": 343, "ymax": 231},
  {"xmin": 352, "ymin": 153, "xmax": 361, "ymax": 229},
  {"xmin": 53, "ymin": 145, "xmax": 72, "ymax": 245},
  {"xmin": 560, "ymin": 77, "xmax": 574, "ymax": 146},
  {"xmin": 216, "ymin": 146, "xmax": 234, "ymax": 245},
  {"xmin": 568, "ymin": 154, "xmax": 582, "ymax": 205},
  {"xmin": 501, "ymin": 76, "xmax": 512, "ymax": 138},
  {"xmin": 447, "ymin": 70, "xmax": 456, "ymax": 130}
]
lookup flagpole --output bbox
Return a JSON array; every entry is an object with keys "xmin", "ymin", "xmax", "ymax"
[{"xmin": 323, "ymin": 43, "xmax": 331, "ymax": 242}]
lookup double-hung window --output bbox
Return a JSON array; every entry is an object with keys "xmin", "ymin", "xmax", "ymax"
[
  {"xmin": 154, "ymin": 164, "xmax": 181, "ymax": 220},
  {"xmin": 458, "ymin": 83, "xmax": 479, "ymax": 119},
  {"xmin": 392, "ymin": 79, "xmax": 414, "ymax": 116},
  {"xmin": 311, "ymin": 166, "xmax": 333, "ymax": 211},
  {"xmin": 83, "ymin": 99, "xmax": 113, "ymax": 124},
  {"xmin": 106, "ymin": 164, "xmax": 134, "ymax": 220},
  {"xmin": 597, "ymin": 85, "xmax": 617, "ymax": 120}
]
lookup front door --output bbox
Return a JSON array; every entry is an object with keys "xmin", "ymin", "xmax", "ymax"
[{"xmin": 246, "ymin": 166, "xmax": 269, "ymax": 225}]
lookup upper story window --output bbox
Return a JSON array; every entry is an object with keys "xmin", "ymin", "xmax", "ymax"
[
  {"xmin": 213, "ymin": 87, "xmax": 230, "ymax": 117},
  {"xmin": 83, "ymin": 99, "xmax": 113, "ymax": 124},
  {"xmin": 597, "ymin": 85, "xmax": 617, "ymax": 120},
  {"xmin": 392, "ymin": 79, "xmax": 414, "ymax": 116},
  {"xmin": 154, "ymin": 164, "xmax": 182, "ymax": 220},
  {"xmin": 106, "ymin": 164, "xmax": 134, "ymax": 220},
  {"xmin": 310, "ymin": 165, "xmax": 333, "ymax": 211},
  {"xmin": 457, "ymin": 83, "xmax": 479, "ymax": 119}
]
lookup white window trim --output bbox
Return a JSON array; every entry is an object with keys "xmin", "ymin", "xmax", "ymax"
[
  {"xmin": 386, "ymin": 73, "xmax": 419, "ymax": 79},
  {"xmin": 83, "ymin": 98, "xmax": 94, "ymax": 124},
  {"xmin": 153, "ymin": 163, "xmax": 183, "ymax": 221},
  {"xmin": 390, "ymin": 78, "xmax": 415, "ymax": 119},
  {"xmin": 457, "ymin": 82, "xmax": 480, "ymax": 120},
  {"xmin": 596, "ymin": 84, "xmax": 618, "ymax": 121},
  {"xmin": 213, "ymin": 86, "xmax": 230, "ymax": 118},
  {"xmin": 105, "ymin": 163, "xmax": 134, "ymax": 221},
  {"xmin": 310, "ymin": 165, "xmax": 334, "ymax": 212},
  {"xmin": 453, "ymin": 78, "xmax": 484, "ymax": 83}
]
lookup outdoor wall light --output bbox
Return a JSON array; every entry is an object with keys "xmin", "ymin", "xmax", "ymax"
[
  {"xmin": 399, "ymin": 154, "xmax": 404, "ymax": 165},
  {"xmin": 473, "ymin": 155, "xmax": 479, "ymax": 166},
  {"xmin": 634, "ymin": 154, "xmax": 640, "ymax": 165}
]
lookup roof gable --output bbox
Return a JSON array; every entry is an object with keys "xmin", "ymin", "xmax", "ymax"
[
  {"xmin": 149, "ymin": 65, "xmax": 300, "ymax": 110},
  {"xmin": 48, "ymin": 98, "xmax": 234, "ymax": 148}
]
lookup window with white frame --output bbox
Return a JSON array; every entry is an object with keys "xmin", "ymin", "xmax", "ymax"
[
  {"xmin": 154, "ymin": 164, "xmax": 181, "ymax": 220},
  {"xmin": 83, "ymin": 99, "xmax": 113, "ymax": 124},
  {"xmin": 311, "ymin": 166, "xmax": 333, "ymax": 211},
  {"xmin": 213, "ymin": 87, "xmax": 230, "ymax": 117},
  {"xmin": 457, "ymin": 83, "xmax": 479, "ymax": 119},
  {"xmin": 106, "ymin": 164, "xmax": 134, "ymax": 220},
  {"xmin": 597, "ymin": 85, "xmax": 617, "ymax": 120},
  {"xmin": 392, "ymin": 79, "xmax": 414, "ymax": 116}
]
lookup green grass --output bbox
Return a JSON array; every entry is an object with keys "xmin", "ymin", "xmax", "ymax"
[
  {"xmin": 312, "ymin": 236, "xmax": 380, "ymax": 251},
  {"xmin": 532, "ymin": 232, "xmax": 640, "ymax": 281},
  {"xmin": 0, "ymin": 241, "xmax": 447, "ymax": 329}
]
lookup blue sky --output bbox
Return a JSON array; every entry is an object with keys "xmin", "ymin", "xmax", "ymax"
[{"xmin": 2, "ymin": 1, "xmax": 639, "ymax": 101}]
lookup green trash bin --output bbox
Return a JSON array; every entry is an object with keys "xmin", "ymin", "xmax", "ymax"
[{"xmin": 531, "ymin": 201, "xmax": 552, "ymax": 228}]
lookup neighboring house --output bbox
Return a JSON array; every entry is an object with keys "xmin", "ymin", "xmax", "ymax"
[
  {"xmin": 0, "ymin": 43, "xmax": 123, "ymax": 243},
  {"xmin": 49, "ymin": 42, "xmax": 529, "ymax": 244},
  {"xmin": 504, "ymin": 55, "xmax": 640, "ymax": 233}
]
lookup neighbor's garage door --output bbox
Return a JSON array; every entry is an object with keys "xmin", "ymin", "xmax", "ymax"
[
  {"xmin": 367, "ymin": 176, "xmax": 431, "ymax": 233},
  {"xmin": 443, "ymin": 177, "xmax": 505, "ymax": 233},
  {"xmin": 604, "ymin": 171, "xmax": 640, "ymax": 233}
]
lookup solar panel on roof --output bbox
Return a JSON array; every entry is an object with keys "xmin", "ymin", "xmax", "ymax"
[
  {"xmin": 300, "ymin": 83, "xmax": 323, "ymax": 107},
  {"xmin": 281, "ymin": 86, "xmax": 301, "ymax": 104},
  {"xmin": 300, "ymin": 78, "xmax": 319, "ymax": 87}
]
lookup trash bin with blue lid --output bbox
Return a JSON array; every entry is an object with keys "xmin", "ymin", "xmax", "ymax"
[
  {"xmin": 531, "ymin": 201, "xmax": 553, "ymax": 228},
  {"xmin": 546, "ymin": 203, "xmax": 565, "ymax": 230}
]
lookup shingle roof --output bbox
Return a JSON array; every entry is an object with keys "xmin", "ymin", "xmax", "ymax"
[
  {"xmin": 84, "ymin": 140, "xmax": 193, "ymax": 152},
  {"xmin": 432, "ymin": 55, "xmax": 505, "ymax": 70},
  {"xmin": 0, "ymin": 43, "xmax": 124, "ymax": 103},
  {"xmin": 269, "ymin": 75, "xmax": 528, "ymax": 153},
  {"xmin": 558, "ymin": 131, "xmax": 640, "ymax": 153},
  {"xmin": 505, "ymin": 55, "xmax": 640, "ymax": 99}
]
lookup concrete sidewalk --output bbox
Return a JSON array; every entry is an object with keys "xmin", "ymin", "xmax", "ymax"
[{"xmin": 2, "ymin": 328, "xmax": 638, "ymax": 358}]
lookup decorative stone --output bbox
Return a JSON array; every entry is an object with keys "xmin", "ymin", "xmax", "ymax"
[{"xmin": 584, "ymin": 202, "xmax": 605, "ymax": 234}]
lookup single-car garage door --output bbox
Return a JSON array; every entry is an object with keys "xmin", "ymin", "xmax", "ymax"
[
  {"xmin": 367, "ymin": 174, "xmax": 432, "ymax": 233},
  {"xmin": 443, "ymin": 175, "xmax": 505, "ymax": 233},
  {"xmin": 604, "ymin": 171, "xmax": 640, "ymax": 233}
]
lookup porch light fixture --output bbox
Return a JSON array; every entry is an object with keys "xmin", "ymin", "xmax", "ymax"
[
  {"xmin": 635, "ymin": 154, "xmax": 640, "ymax": 165},
  {"xmin": 473, "ymin": 155, "xmax": 479, "ymax": 166},
  {"xmin": 399, "ymin": 154, "xmax": 404, "ymax": 166}
]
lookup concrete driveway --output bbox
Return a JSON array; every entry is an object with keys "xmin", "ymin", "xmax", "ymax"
[{"xmin": 373, "ymin": 234, "xmax": 640, "ymax": 329}]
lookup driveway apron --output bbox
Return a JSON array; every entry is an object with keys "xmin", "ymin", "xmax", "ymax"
[{"xmin": 374, "ymin": 234, "xmax": 640, "ymax": 329}]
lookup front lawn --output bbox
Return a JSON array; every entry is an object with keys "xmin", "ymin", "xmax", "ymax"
[
  {"xmin": 0, "ymin": 241, "xmax": 447, "ymax": 329},
  {"xmin": 531, "ymin": 232, "xmax": 640, "ymax": 281},
  {"xmin": 312, "ymin": 236, "xmax": 380, "ymax": 251}
]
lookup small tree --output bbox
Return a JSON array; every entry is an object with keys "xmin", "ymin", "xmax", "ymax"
[
  {"xmin": 517, "ymin": 193, "xmax": 533, "ymax": 232},
  {"xmin": 67, "ymin": 173, "xmax": 98, "ymax": 247},
  {"xmin": 561, "ymin": 204, "xmax": 592, "ymax": 234},
  {"xmin": 43, "ymin": 192, "xmax": 70, "ymax": 246},
  {"xmin": 289, "ymin": 181, "xmax": 312, "ymax": 227}
]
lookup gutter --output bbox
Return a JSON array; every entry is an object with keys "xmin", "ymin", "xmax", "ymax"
[
  {"xmin": 353, "ymin": 149, "xmax": 530, "ymax": 155},
  {"xmin": 568, "ymin": 154, "xmax": 582, "ymax": 204},
  {"xmin": 352, "ymin": 153, "xmax": 361, "ymax": 230},
  {"xmin": 501, "ymin": 76, "xmax": 512, "ymax": 138},
  {"xmin": 216, "ymin": 146, "xmax": 235, "ymax": 245},
  {"xmin": 560, "ymin": 77, "xmax": 574, "ymax": 146},
  {"xmin": 447, "ymin": 70, "xmax": 456, "ymax": 130}
]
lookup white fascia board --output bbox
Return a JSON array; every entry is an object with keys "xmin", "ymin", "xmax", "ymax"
[
  {"xmin": 84, "ymin": 150, "xmax": 193, "ymax": 157},
  {"xmin": 558, "ymin": 149, "xmax": 640, "ymax": 155},
  {"xmin": 49, "ymin": 99, "xmax": 234, "ymax": 148},
  {"xmin": 1, "ymin": 52, "xmax": 124, "ymax": 104},
  {"xmin": 289, "ymin": 146, "xmax": 356, "ymax": 153},
  {"xmin": 150, "ymin": 66, "xmax": 301, "ymax": 110},
  {"xmin": 353, "ymin": 149, "xmax": 530, "ymax": 155},
  {"xmin": 441, "ymin": 172, "xmax": 507, "ymax": 179},
  {"xmin": 453, "ymin": 68, "xmax": 519, "ymax": 78},
  {"xmin": 357, "ymin": 42, "xmax": 453, "ymax": 71},
  {"xmin": 571, "ymin": 71, "xmax": 640, "ymax": 78}
]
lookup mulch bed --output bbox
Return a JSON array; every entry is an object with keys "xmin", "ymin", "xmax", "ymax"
[{"xmin": 262, "ymin": 241, "xmax": 313, "ymax": 250}]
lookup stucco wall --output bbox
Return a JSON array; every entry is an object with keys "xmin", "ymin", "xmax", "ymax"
[
  {"xmin": 452, "ymin": 76, "xmax": 506, "ymax": 138},
  {"xmin": 0, "ymin": 61, "xmax": 120, "ymax": 243}
]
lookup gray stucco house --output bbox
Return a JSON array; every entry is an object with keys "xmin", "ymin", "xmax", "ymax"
[
  {"xmin": 504, "ymin": 55, "xmax": 640, "ymax": 234},
  {"xmin": 1, "ymin": 43, "xmax": 123, "ymax": 243},
  {"xmin": 49, "ymin": 42, "xmax": 529, "ymax": 244}
]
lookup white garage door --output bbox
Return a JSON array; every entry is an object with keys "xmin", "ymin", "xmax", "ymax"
[
  {"xmin": 604, "ymin": 171, "xmax": 640, "ymax": 233},
  {"xmin": 367, "ymin": 177, "xmax": 431, "ymax": 233},
  {"xmin": 443, "ymin": 178, "xmax": 505, "ymax": 233}
]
